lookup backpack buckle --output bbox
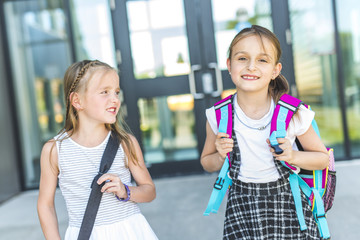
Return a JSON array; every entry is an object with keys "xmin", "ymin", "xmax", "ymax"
[
  {"xmin": 315, "ymin": 214, "xmax": 326, "ymax": 221},
  {"xmin": 214, "ymin": 177, "xmax": 225, "ymax": 190},
  {"xmin": 271, "ymin": 144, "xmax": 284, "ymax": 155}
]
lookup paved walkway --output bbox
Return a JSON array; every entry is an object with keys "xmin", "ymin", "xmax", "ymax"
[{"xmin": 0, "ymin": 160, "xmax": 359, "ymax": 240}]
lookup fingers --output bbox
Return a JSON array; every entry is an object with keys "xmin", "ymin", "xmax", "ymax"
[
  {"xmin": 97, "ymin": 173, "xmax": 124, "ymax": 195},
  {"xmin": 216, "ymin": 132, "xmax": 229, "ymax": 139},
  {"xmin": 97, "ymin": 173, "xmax": 119, "ymax": 185},
  {"xmin": 268, "ymin": 138, "xmax": 288, "ymax": 152},
  {"xmin": 275, "ymin": 138, "xmax": 288, "ymax": 144},
  {"xmin": 215, "ymin": 133, "xmax": 234, "ymax": 159},
  {"xmin": 269, "ymin": 138, "xmax": 293, "ymax": 163}
]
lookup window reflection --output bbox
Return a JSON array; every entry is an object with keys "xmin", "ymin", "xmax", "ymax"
[
  {"xmin": 4, "ymin": 0, "xmax": 117, "ymax": 188},
  {"xmin": 36, "ymin": 78, "xmax": 64, "ymax": 136},
  {"xmin": 289, "ymin": 0, "xmax": 344, "ymax": 156},
  {"xmin": 5, "ymin": 0, "xmax": 71, "ymax": 188},
  {"xmin": 138, "ymin": 94, "xmax": 198, "ymax": 163},
  {"xmin": 211, "ymin": 0, "xmax": 273, "ymax": 70},
  {"xmin": 71, "ymin": 0, "xmax": 116, "ymax": 66},
  {"xmin": 127, "ymin": 0, "xmax": 190, "ymax": 79},
  {"xmin": 336, "ymin": 1, "xmax": 360, "ymax": 157}
]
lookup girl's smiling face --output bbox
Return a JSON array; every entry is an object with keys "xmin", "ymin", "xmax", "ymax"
[
  {"xmin": 79, "ymin": 69, "xmax": 121, "ymax": 126},
  {"xmin": 227, "ymin": 35, "xmax": 282, "ymax": 95}
]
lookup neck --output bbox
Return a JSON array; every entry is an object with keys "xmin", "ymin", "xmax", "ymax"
[
  {"xmin": 71, "ymin": 122, "xmax": 109, "ymax": 147},
  {"xmin": 236, "ymin": 91, "xmax": 271, "ymax": 120}
]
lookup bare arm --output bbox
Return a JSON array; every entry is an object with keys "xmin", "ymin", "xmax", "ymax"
[
  {"xmin": 98, "ymin": 135, "xmax": 156, "ymax": 203},
  {"xmin": 200, "ymin": 121, "xmax": 234, "ymax": 172},
  {"xmin": 271, "ymin": 126, "xmax": 329, "ymax": 170},
  {"xmin": 37, "ymin": 141, "xmax": 61, "ymax": 240}
]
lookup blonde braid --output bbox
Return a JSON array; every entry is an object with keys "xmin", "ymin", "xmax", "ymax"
[
  {"xmin": 67, "ymin": 62, "xmax": 92, "ymax": 103},
  {"xmin": 65, "ymin": 60, "xmax": 99, "ymax": 120}
]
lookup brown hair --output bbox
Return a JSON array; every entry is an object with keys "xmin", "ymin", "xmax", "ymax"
[
  {"xmin": 228, "ymin": 25, "xmax": 289, "ymax": 103},
  {"xmin": 52, "ymin": 60, "xmax": 138, "ymax": 169}
]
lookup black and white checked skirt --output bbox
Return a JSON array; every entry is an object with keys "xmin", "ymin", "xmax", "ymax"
[
  {"xmin": 222, "ymin": 115, "xmax": 323, "ymax": 239},
  {"xmin": 223, "ymin": 174, "xmax": 321, "ymax": 240}
]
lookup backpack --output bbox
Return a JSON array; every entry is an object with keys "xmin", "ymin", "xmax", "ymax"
[{"xmin": 204, "ymin": 94, "xmax": 336, "ymax": 239}]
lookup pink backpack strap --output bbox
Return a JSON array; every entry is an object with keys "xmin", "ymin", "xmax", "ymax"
[
  {"xmin": 269, "ymin": 94, "xmax": 303, "ymax": 170},
  {"xmin": 270, "ymin": 94, "xmax": 303, "ymax": 133},
  {"xmin": 214, "ymin": 94, "xmax": 233, "ymax": 167}
]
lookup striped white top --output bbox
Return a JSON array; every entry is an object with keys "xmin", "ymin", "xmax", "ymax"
[{"xmin": 55, "ymin": 132, "xmax": 140, "ymax": 228}]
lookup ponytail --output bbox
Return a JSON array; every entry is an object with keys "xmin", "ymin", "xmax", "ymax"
[{"xmin": 268, "ymin": 73, "xmax": 289, "ymax": 103}]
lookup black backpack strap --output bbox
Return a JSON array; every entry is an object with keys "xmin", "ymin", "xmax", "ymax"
[{"xmin": 77, "ymin": 132, "xmax": 120, "ymax": 240}]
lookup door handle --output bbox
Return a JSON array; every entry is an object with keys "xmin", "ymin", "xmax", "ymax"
[
  {"xmin": 189, "ymin": 64, "xmax": 205, "ymax": 99},
  {"xmin": 208, "ymin": 62, "xmax": 223, "ymax": 97}
]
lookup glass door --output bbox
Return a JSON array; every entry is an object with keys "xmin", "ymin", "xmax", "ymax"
[
  {"xmin": 335, "ymin": 0, "xmax": 360, "ymax": 157},
  {"xmin": 111, "ymin": 0, "xmax": 273, "ymax": 176},
  {"xmin": 4, "ymin": 0, "xmax": 72, "ymax": 188},
  {"xmin": 288, "ymin": 0, "xmax": 344, "ymax": 157}
]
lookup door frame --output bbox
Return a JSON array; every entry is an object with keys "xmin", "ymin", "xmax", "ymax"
[{"xmin": 111, "ymin": 0, "xmax": 211, "ymax": 177}]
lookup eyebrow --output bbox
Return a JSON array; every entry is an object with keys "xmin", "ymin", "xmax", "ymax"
[
  {"xmin": 233, "ymin": 51, "xmax": 273, "ymax": 60},
  {"xmin": 99, "ymin": 85, "xmax": 120, "ymax": 91}
]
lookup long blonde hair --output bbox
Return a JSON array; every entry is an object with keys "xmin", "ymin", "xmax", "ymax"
[
  {"xmin": 227, "ymin": 25, "xmax": 289, "ymax": 103},
  {"xmin": 54, "ymin": 60, "xmax": 138, "ymax": 167}
]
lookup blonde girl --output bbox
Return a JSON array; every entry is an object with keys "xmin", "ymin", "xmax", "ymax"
[
  {"xmin": 201, "ymin": 25, "xmax": 329, "ymax": 239},
  {"xmin": 37, "ymin": 60, "xmax": 158, "ymax": 240}
]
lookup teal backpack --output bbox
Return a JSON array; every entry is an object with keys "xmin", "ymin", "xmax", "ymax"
[{"xmin": 204, "ymin": 94, "xmax": 336, "ymax": 239}]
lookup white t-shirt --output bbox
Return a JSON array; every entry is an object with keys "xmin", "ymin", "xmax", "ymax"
[{"xmin": 206, "ymin": 95, "xmax": 315, "ymax": 183}]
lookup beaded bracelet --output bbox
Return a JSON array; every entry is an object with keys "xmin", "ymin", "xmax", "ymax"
[{"xmin": 116, "ymin": 184, "xmax": 130, "ymax": 202}]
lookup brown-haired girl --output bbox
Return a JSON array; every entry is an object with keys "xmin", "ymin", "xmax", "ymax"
[
  {"xmin": 37, "ymin": 60, "xmax": 158, "ymax": 239},
  {"xmin": 201, "ymin": 25, "xmax": 329, "ymax": 239}
]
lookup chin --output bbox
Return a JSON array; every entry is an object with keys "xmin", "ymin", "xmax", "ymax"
[{"xmin": 105, "ymin": 118, "xmax": 117, "ymax": 125}]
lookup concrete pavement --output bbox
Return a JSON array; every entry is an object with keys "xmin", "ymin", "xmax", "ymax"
[{"xmin": 0, "ymin": 160, "xmax": 359, "ymax": 240}]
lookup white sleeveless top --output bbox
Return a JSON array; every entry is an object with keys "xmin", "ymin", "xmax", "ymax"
[{"xmin": 55, "ymin": 132, "xmax": 140, "ymax": 228}]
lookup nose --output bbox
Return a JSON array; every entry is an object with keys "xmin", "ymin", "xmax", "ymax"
[
  {"xmin": 111, "ymin": 93, "xmax": 120, "ymax": 103},
  {"xmin": 247, "ymin": 60, "xmax": 256, "ymax": 71}
]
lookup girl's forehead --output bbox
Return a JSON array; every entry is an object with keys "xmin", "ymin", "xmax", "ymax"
[
  {"xmin": 88, "ymin": 69, "xmax": 119, "ymax": 88},
  {"xmin": 234, "ymin": 35, "xmax": 277, "ymax": 55}
]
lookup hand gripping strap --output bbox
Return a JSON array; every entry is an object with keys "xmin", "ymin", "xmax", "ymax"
[
  {"xmin": 215, "ymin": 95, "xmax": 233, "ymax": 167},
  {"xmin": 204, "ymin": 96, "xmax": 234, "ymax": 216},
  {"xmin": 270, "ymin": 94, "xmax": 302, "ymax": 170}
]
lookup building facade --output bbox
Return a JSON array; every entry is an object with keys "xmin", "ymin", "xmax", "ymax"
[{"xmin": 1, "ymin": 0, "xmax": 360, "ymax": 202}]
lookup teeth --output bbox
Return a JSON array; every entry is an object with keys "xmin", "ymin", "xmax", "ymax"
[{"xmin": 243, "ymin": 76, "xmax": 259, "ymax": 80}]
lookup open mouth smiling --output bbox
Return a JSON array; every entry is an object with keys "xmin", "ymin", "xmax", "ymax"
[
  {"xmin": 107, "ymin": 107, "xmax": 117, "ymax": 113},
  {"xmin": 242, "ymin": 75, "xmax": 260, "ymax": 80}
]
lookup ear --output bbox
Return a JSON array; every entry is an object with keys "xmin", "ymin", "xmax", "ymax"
[
  {"xmin": 272, "ymin": 62, "xmax": 282, "ymax": 80},
  {"xmin": 226, "ymin": 58, "xmax": 231, "ymax": 74},
  {"xmin": 70, "ymin": 92, "xmax": 83, "ymax": 110}
]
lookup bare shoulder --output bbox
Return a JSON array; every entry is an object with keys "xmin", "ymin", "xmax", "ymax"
[
  {"xmin": 40, "ymin": 139, "xmax": 59, "ymax": 173},
  {"xmin": 42, "ymin": 139, "xmax": 58, "ymax": 156},
  {"xmin": 120, "ymin": 134, "xmax": 140, "ymax": 150},
  {"xmin": 128, "ymin": 134, "xmax": 140, "ymax": 145}
]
